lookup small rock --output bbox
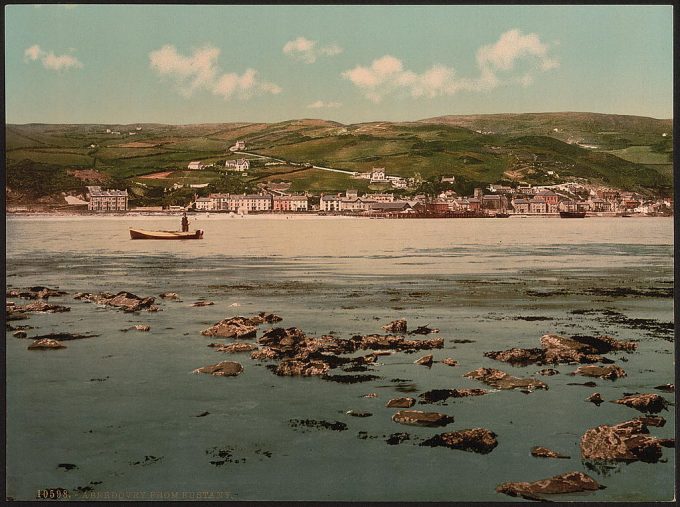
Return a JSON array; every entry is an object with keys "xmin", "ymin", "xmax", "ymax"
[
  {"xmin": 441, "ymin": 357, "xmax": 458, "ymax": 367},
  {"xmin": 195, "ymin": 411, "xmax": 210, "ymax": 417},
  {"xmin": 193, "ymin": 361, "xmax": 243, "ymax": 377},
  {"xmin": 391, "ymin": 410, "xmax": 454, "ymax": 427},
  {"xmin": 496, "ymin": 471, "xmax": 601, "ymax": 501},
  {"xmin": 586, "ymin": 392, "xmax": 604, "ymax": 405},
  {"xmin": 57, "ymin": 463, "xmax": 78, "ymax": 471},
  {"xmin": 421, "ymin": 428, "xmax": 498, "ymax": 454},
  {"xmin": 654, "ymin": 383, "xmax": 674, "ymax": 393},
  {"xmin": 346, "ymin": 410, "xmax": 372, "ymax": 418},
  {"xmin": 202, "ymin": 317, "xmax": 258, "ymax": 339},
  {"xmin": 536, "ymin": 368, "xmax": 559, "ymax": 376},
  {"xmin": 159, "ymin": 292, "xmax": 180, "ymax": 300},
  {"xmin": 27, "ymin": 338, "xmax": 66, "ymax": 350},
  {"xmin": 410, "ymin": 325, "xmax": 439, "ymax": 335},
  {"xmin": 530, "ymin": 446, "xmax": 570, "ymax": 459},
  {"xmin": 192, "ymin": 301, "xmax": 215, "ymax": 307},
  {"xmin": 132, "ymin": 325, "xmax": 150, "ymax": 332},
  {"xmin": 386, "ymin": 397, "xmax": 416, "ymax": 408},
  {"xmin": 12, "ymin": 330, "xmax": 27, "ymax": 338},
  {"xmin": 214, "ymin": 342, "xmax": 258, "ymax": 353},
  {"xmin": 415, "ymin": 354, "xmax": 434, "ymax": 367},
  {"xmin": 382, "ymin": 319, "xmax": 407, "ymax": 333},
  {"xmin": 385, "ymin": 432, "xmax": 410, "ymax": 445},
  {"xmin": 362, "ymin": 393, "xmax": 378, "ymax": 398},
  {"xmin": 464, "ymin": 367, "xmax": 547, "ymax": 392},
  {"xmin": 572, "ymin": 364, "xmax": 626, "ymax": 380}
]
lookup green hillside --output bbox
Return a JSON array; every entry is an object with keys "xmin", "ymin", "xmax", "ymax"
[{"xmin": 5, "ymin": 113, "xmax": 673, "ymax": 209}]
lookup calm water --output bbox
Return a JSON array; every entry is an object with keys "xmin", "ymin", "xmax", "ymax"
[{"xmin": 5, "ymin": 215, "xmax": 675, "ymax": 501}]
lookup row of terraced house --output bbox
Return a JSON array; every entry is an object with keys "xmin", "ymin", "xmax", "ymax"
[{"xmin": 194, "ymin": 193, "xmax": 308, "ymax": 212}]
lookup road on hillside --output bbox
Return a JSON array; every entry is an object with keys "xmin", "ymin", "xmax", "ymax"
[{"xmin": 238, "ymin": 150, "xmax": 358, "ymax": 176}]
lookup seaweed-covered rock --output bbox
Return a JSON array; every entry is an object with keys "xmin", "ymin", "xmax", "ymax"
[
  {"xmin": 530, "ymin": 446, "xmax": 570, "ymax": 459},
  {"xmin": 382, "ymin": 319, "xmax": 407, "ymax": 333},
  {"xmin": 496, "ymin": 471, "xmax": 601, "ymax": 501},
  {"xmin": 611, "ymin": 393, "xmax": 669, "ymax": 414},
  {"xmin": 27, "ymin": 338, "xmax": 66, "ymax": 350},
  {"xmin": 75, "ymin": 291, "xmax": 157, "ymax": 312},
  {"xmin": 194, "ymin": 361, "xmax": 243, "ymax": 377},
  {"xmin": 421, "ymin": 428, "xmax": 498, "ymax": 453},
  {"xmin": 214, "ymin": 342, "xmax": 258, "ymax": 354},
  {"xmin": 464, "ymin": 367, "xmax": 547, "ymax": 392},
  {"xmin": 26, "ymin": 332, "xmax": 99, "ymax": 341},
  {"xmin": 386, "ymin": 397, "xmax": 416, "ymax": 408},
  {"xmin": 391, "ymin": 410, "xmax": 454, "ymax": 427},
  {"xmin": 414, "ymin": 354, "xmax": 434, "ymax": 367},
  {"xmin": 419, "ymin": 388, "xmax": 488, "ymax": 404},
  {"xmin": 386, "ymin": 432, "xmax": 410, "ymax": 445},
  {"xmin": 351, "ymin": 334, "xmax": 444, "ymax": 352},
  {"xmin": 580, "ymin": 419, "xmax": 674, "ymax": 463},
  {"xmin": 572, "ymin": 364, "xmax": 626, "ymax": 380},
  {"xmin": 202, "ymin": 317, "xmax": 258, "ymax": 339}
]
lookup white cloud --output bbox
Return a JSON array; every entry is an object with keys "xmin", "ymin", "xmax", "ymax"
[
  {"xmin": 149, "ymin": 44, "xmax": 281, "ymax": 100},
  {"xmin": 307, "ymin": 100, "xmax": 342, "ymax": 109},
  {"xmin": 283, "ymin": 36, "xmax": 343, "ymax": 64},
  {"xmin": 343, "ymin": 29, "xmax": 558, "ymax": 101},
  {"xmin": 24, "ymin": 44, "xmax": 83, "ymax": 70}
]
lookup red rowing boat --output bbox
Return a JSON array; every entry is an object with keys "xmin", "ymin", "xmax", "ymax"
[{"xmin": 129, "ymin": 228, "xmax": 204, "ymax": 240}]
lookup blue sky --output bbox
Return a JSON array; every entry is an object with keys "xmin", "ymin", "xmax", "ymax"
[{"xmin": 5, "ymin": 4, "xmax": 673, "ymax": 124}]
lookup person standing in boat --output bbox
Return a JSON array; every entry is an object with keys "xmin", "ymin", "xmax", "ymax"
[{"xmin": 181, "ymin": 212, "xmax": 189, "ymax": 232}]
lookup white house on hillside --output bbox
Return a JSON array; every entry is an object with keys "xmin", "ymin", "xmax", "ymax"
[
  {"xmin": 188, "ymin": 161, "xmax": 204, "ymax": 170},
  {"xmin": 225, "ymin": 159, "xmax": 250, "ymax": 171}
]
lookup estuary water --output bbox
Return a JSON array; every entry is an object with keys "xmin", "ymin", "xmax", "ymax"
[{"xmin": 5, "ymin": 215, "xmax": 675, "ymax": 501}]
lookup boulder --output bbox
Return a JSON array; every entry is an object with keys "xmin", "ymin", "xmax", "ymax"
[
  {"xmin": 414, "ymin": 354, "xmax": 434, "ymax": 367},
  {"xmin": 28, "ymin": 338, "xmax": 66, "ymax": 350},
  {"xmin": 580, "ymin": 419, "xmax": 674, "ymax": 463},
  {"xmin": 530, "ymin": 446, "xmax": 570, "ymax": 459},
  {"xmin": 587, "ymin": 393, "xmax": 604, "ymax": 405},
  {"xmin": 391, "ymin": 410, "xmax": 454, "ymax": 427},
  {"xmin": 386, "ymin": 397, "xmax": 416, "ymax": 408},
  {"xmin": 496, "ymin": 471, "xmax": 601, "ymax": 501},
  {"xmin": 202, "ymin": 317, "xmax": 258, "ymax": 339},
  {"xmin": 214, "ymin": 342, "xmax": 258, "ymax": 354},
  {"xmin": 441, "ymin": 358, "xmax": 458, "ymax": 367},
  {"xmin": 611, "ymin": 393, "xmax": 669, "ymax": 414},
  {"xmin": 572, "ymin": 364, "xmax": 626, "ymax": 380},
  {"xmin": 421, "ymin": 428, "xmax": 498, "ymax": 454},
  {"xmin": 194, "ymin": 361, "xmax": 243, "ymax": 377},
  {"xmin": 464, "ymin": 367, "xmax": 548, "ymax": 392},
  {"xmin": 382, "ymin": 319, "xmax": 407, "ymax": 333}
]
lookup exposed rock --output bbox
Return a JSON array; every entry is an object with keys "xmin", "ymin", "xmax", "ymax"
[
  {"xmin": 57, "ymin": 463, "xmax": 78, "ymax": 471},
  {"xmin": 441, "ymin": 357, "xmax": 458, "ymax": 367},
  {"xmin": 346, "ymin": 410, "xmax": 372, "ymax": 418},
  {"xmin": 11, "ymin": 301, "xmax": 71, "ymax": 314},
  {"xmin": 386, "ymin": 432, "xmax": 410, "ymax": 445},
  {"xmin": 464, "ymin": 367, "xmax": 548, "ymax": 392},
  {"xmin": 572, "ymin": 364, "xmax": 626, "ymax": 380},
  {"xmin": 410, "ymin": 325, "xmax": 439, "ymax": 335},
  {"xmin": 202, "ymin": 317, "xmax": 258, "ymax": 339},
  {"xmin": 567, "ymin": 381, "xmax": 598, "ymax": 387},
  {"xmin": 195, "ymin": 411, "xmax": 210, "ymax": 417},
  {"xmin": 7, "ymin": 286, "xmax": 67, "ymax": 300},
  {"xmin": 530, "ymin": 446, "xmax": 570, "ymax": 459},
  {"xmin": 537, "ymin": 368, "xmax": 559, "ymax": 376},
  {"xmin": 391, "ymin": 410, "xmax": 454, "ymax": 427},
  {"xmin": 635, "ymin": 415, "xmax": 666, "ymax": 427},
  {"xmin": 191, "ymin": 300, "xmax": 214, "ymax": 307},
  {"xmin": 28, "ymin": 338, "xmax": 66, "ymax": 350},
  {"xmin": 194, "ymin": 361, "xmax": 243, "ymax": 377},
  {"xmin": 322, "ymin": 374, "xmax": 380, "ymax": 383},
  {"xmin": 214, "ymin": 342, "xmax": 258, "ymax": 354},
  {"xmin": 419, "ymin": 388, "xmax": 488, "ymax": 404},
  {"xmin": 485, "ymin": 347, "xmax": 545, "ymax": 366},
  {"xmin": 250, "ymin": 347, "xmax": 280, "ymax": 361},
  {"xmin": 587, "ymin": 393, "xmax": 604, "ymax": 405},
  {"xmin": 654, "ymin": 383, "xmax": 674, "ymax": 393},
  {"xmin": 415, "ymin": 354, "xmax": 434, "ymax": 366},
  {"xmin": 289, "ymin": 419, "xmax": 347, "ymax": 432},
  {"xmin": 386, "ymin": 397, "xmax": 416, "ymax": 408},
  {"xmin": 611, "ymin": 393, "xmax": 669, "ymax": 414},
  {"xmin": 276, "ymin": 359, "xmax": 330, "ymax": 377},
  {"xmin": 362, "ymin": 393, "xmax": 378, "ymax": 398},
  {"xmin": 75, "ymin": 291, "xmax": 157, "ymax": 312},
  {"xmin": 580, "ymin": 419, "xmax": 675, "ymax": 463},
  {"xmin": 496, "ymin": 471, "xmax": 601, "ymax": 501},
  {"xmin": 351, "ymin": 334, "xmax": 444, "ymax": 352},
  {"xmin": 12, "ymin": 331, "xmax": 27, "ymax": 338},
  {"xmin": 382, "ymin": 319, "xmax": 407, "ymax": 333},
  {"xmin": 421, "ymin": 428, "xmax": 498, "ymax": 454},
  {"xmin": 159, "ymin": 292, "xmax": 180, "ymax": 300},
  {"xmin": 132, "ymin": 325, "xmax": 150, "ymax": 332},
  {"xmin": 25, "ymin": 332, "xmax": 99, "ymax": 341}
]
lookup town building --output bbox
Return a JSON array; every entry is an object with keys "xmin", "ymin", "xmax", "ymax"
[
  {"xmin": 229, "ymin": 140, "xmax": 246, "ymax": 152},
  {"xmin": 370, "ymin": 168, "xmax": 387, "ymax": 183},
  {"xmin": 320, "ymin": 195, "xmax": 342, "ymax": 212},
  {"xmin": 346, "ymin": 189, "xmax": 359, "ymax": 199},
  {"xmin": 224, "ymin": 158, "xmax": 250, "ymax": 172},
  {"xmin": 528, "ymin": 199, "xmax": 547, "ymax": 214},
  {"xmin": 273, "ymin": 195, "xmax": 308, "ymax": 212},
  {"xmin": 207, "ymin": 193, "xmax": 272, "ymax": 213},
  {"xmin": 86, "ymin": 186, "xmax": 128, "ymax": 212},
  {"xmin": 511, "ymin": 198, "xmax": 530, "ymax": 213},
  {"xmin": 194, "ymin": 197, "xmax": 212, "ymax": 211},
  {"xmin": 481, "ymin": 194, "xmax": 508, "ymax": 211},
  {"xmin": 368, "ymin": 193, "xmax": 394, "ymax": 202}
]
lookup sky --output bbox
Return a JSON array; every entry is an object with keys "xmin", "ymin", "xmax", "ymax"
[{"xmin": 4, "ymin": 4, "xmax": 674, "ymax": 124}]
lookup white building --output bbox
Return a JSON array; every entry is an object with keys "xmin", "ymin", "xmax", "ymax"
[
  {"xmin": 229, "ymin": 140, "xmax": 246, "ymax": 152},
  {"xmin": 225, "ymin": 158, "xmax": 250, "ymax": 172},
  {"xmin": 188, "ymin": 161, "xmax": 204, "ymax": 170},
  {"xmin": 370, "ymin": 168, "xmax": 387, "ymax": 183},
  {"xmin": 86, "ymin": 186, "xmax": 128, "ymax": 212},
  {"xmin": 320, "ymin": 195, "xmax": 342, "ymax": 212},
  {"xmin": 194, "ymin": 197, "xmax": 213, "ymax": 211}
]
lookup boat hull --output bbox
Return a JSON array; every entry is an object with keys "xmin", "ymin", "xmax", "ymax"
[
  {"xmin": 130, "ymin": 229, "xmax": 204, "ymax": 240},
  {"xmin": 559, "ymin": 211, "xmax": 587, "ymax": 218}
]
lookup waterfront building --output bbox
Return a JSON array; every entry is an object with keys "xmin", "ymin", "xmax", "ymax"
[
  {"xmin": 368, "ymin": 193, "xmax": 394, "ymax": 202},
  {"xmin": 194, "ymin": 197, "xmax": 213, "ymax": 211},
  {"xmin": 207, "ymin": 193, "xmax": 272, "ymax": 212},
  {"xmin": 86, "ymin": 186, "xmax": 128, "ymax": 212},
  {"xmin": 528, "ymin": 199, "xmax": 548, "ymax": 214},
  {"xmin": 511, "ymin": 198, "xmax": 530, "ymax": 213},
  {"xmin": 273, "ymin": 195, "xmax": 308, "ymax": 212},
  {"xmin": 320, "ymin": 194, "xmax": 342, "ymax": 212}
]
